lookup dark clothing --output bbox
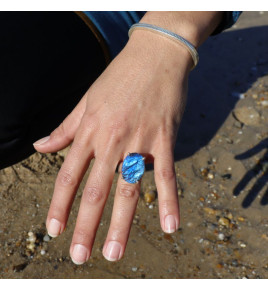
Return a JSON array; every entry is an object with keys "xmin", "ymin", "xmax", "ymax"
[{"xmin": 0, "ymin": 12, "xmax": 106, "ymax": 169}]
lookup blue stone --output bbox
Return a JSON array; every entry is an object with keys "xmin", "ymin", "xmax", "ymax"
[{"xmin": 122, "ymin": 153, "xmax": 145, "ymax": 184}]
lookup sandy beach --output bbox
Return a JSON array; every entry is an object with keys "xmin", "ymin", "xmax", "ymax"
[{"xmin": 0, "ymin": 11, "xmax": 268, "ymax": 278}]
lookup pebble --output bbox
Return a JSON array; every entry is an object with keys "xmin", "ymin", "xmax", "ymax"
[
  {"xmin": 233, "ymin": 106, "xmax": 261, "ymax": 126},
  {"xmin": 260, "ymin": 100, "xmax": 268, "ymax": 107},
  {"xmin": 207, "ymin": 173, "xmax": 214, "ymax": 180},
  {"xmin": 226, "ymin": 212, "xmax": 233, "ymax": 220},
  {"xmin": 203, "ymin": 207, "xmax": 218, "ymax": 215},
  {"xmin": 238, "ymin": 241, "xmax": 247, "ymax": 248},
  {"xmin": 27, "ymin": 243, "xmax": 35, "ymax": 251},
  {"xmin": 218, "ymin": 217, "xmax": 230, "ymax": 227},
  {"xmin": 233, "ymin": 120, "xmax": 243, "ymax": 128},
  {"xmin": 178, "ymin": 188, "xmax": 183, "ymax": 196},
  {"xmin": 231, "ymin": 92, "xmax": 245, "ymax": 99},
  {"xmin": 43, "ymin": 234, "xmax": 50, "ymax": 242},
  {"xmin": 144, "ymin": 190, "xmax": 156, "ymax": 203},
  {"xmin": 222, "ymin": 174, "xmax": 232, "ymax": 180},
  {"xmin": 27, "ymin": 235, "xmax": 36, "ymax": 243},
  {"xmin": 218, "ymin": 233, "xmax": 225, "ymax": 241},
  {"xmin": 148, "ymin": 204, "xmax": 154, "ymax": 209},
  {"xmin": 40, "ymin": 249, "xmax": 46, "ymax": 255},
  {"xmin": 132, "ymin": 267, "xmax": 138, "ymax": 272}
]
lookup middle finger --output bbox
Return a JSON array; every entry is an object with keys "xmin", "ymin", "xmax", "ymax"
[{"xmin": 70, "ymin": 155, "xmax": 118, "ymax": 265}]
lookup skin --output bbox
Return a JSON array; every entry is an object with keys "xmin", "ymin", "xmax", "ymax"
[{"xmin": 34, "ymin": 12, "xmax": 223, "ymax": 264}]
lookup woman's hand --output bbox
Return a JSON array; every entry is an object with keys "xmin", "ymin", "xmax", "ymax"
[{"xmin": 33, "ymin": 12, "xmax": 223, "ymax": 264}]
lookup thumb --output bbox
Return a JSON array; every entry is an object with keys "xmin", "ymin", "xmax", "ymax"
[{"xmin": 33, "ymin": 95, "xmax": 87, "ymax": 153}]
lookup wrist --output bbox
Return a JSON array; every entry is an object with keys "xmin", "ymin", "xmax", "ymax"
[
  {"xmin": 126, "ymin": 29, "xmax": 193, "ymax": 75},
  {"xmin": 140, "ymin": 11, "xmax": 224, "ymax": 48}
]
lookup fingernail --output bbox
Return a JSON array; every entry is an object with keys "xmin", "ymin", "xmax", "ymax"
[
  {"xmin": 47, "ymin": 218, "xmax": 62, "ymax": 238},
  {"xmin": 103, "ymin": 241, "xmax": 122, "ymax": 262},
  {"xmin": 33, "ymin": 136, "xmax": 50, "ymax": 146},
  {"xmin": 164, "ymin": 215, "xmax": 177, "ymax": 233},
  {"xmin": 71, "ymin": 244, "xmax": 89, "ymax": 265}
]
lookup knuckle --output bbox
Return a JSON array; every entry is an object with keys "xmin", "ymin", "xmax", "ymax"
[
  {"xmin": 57, "ymin": 169, "xmax": 77, "ymax": 187},
  {"xmin": 155, "ymin": 168, "xmax": 175, "ymax": 182},
  {"xmin": 119, "ymin": 184, "xmax": 139, "ymax": 199},
  {"xmin": 81, "ymin": 114, "xmax": 99, "ymax": 134},
  {"xmin": 83, "ymin": 186, "xmax": 104, "ymax": 205},
  {"xmin": 107, "ymin": 118, "xmax": 127, "ymax": 137},
  {"xmin": 51, "ymin": 122, "xmax": 71, "ymax": 142},
  {"xmin": 73, "ymin": 228, "xmax": 93, "ymax": 243}
]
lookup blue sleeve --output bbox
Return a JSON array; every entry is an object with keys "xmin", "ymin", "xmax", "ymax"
[{"xmin": 211, "ymin": 11, "xmax": 242, "ymax": 35}]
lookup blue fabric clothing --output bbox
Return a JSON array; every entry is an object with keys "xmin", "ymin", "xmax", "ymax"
[
  {"xmin": 83, "ymin": 12, "xmax": 145, "ymax": 59},
  {"xmin": 83, "ymin": 11, "xmax": 242, "ymax": 59}
]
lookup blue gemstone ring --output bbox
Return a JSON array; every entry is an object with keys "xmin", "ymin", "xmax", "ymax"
[{"xmin": 122, "ymin": 153, "xmax": 145, "ymax": 184}]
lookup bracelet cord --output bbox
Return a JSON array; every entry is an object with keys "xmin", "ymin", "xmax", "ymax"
[{"xmin": 128, "ymin": 23, "xmax": 199, "ymax": 70}]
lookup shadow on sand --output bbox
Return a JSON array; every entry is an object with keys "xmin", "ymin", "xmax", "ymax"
[{"xmin": 172, "ymin": 25, "xmax": 268, "ymax": 207}]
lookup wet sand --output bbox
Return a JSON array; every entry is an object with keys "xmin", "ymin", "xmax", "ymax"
[{"xmin": 0, "ymin": 12, "xmax": 268, "ymax": 278}]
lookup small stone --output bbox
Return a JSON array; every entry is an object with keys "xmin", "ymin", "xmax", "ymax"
[
  {"xmin": 43, "ymin": 235, "xmax": 50, "ymax": 242},
  {"xmin": 40, "ymin": 249, "xmax": 46, "ymax": 255},
  {"xmin": 148, "ymin": 204, "xmax": 153, "ymax": 209},
  {"xmin": 238, "ymin": 241, "xmax": 247, "ymax": 248},
  {"xmin": 26, "ymin": 243, "xmax": 35, "ymax": 251},
  {"xmin": 233, "ymin": 106, "xmax": 261, "ymax": 126},
  {"xmin": 218, "ymin": 217, "xmax": 230, "ymax": 227},
  {"xmin": 232, "ymin": 259, "xmax": 239, "ymax": 267},
  {"xmin": 218, "ymin": 233, "xmax": 225, "ymax": 241},
  {"xmin": 260, "ymin": 100, "xmax": 268, "ymax": 107},
  {"xmin": 203, "ymin": 207, "xmax": 217, "ymax": 215},
  {"xmin": 222, "ymin": 173, "xmax": 232, "ymax": 180},
  {"xmin": 233, "ymin": 120, "xmax": 243, "ymax": 128},
  {"xmin": 132, "ymin": 267, "xmax": 138, "ymax": 272},
  {"xmin": 203, "ymin": 239, "xmax": 210, "ymax": 247},
  {"xmin": 178, "ymin": 188, "xmax": 183, "ymax": 196},
  {"xmin": 226, "ymin": 212, "xmax": 233, "ymax": 220},
  {"xmin": 144, "ymin": 190, "xmax": 156, "ymax": 203},
  {"xmin": 216, "ymin": 263, "xmax": 224, "ymax": 269},
  {"xmin": 207, "ymin": 173, "xmax": 214, "ymax": 180},
  {"xmin": 27, "ymin": 235, "xmax": 36, "ymax": 243},
  {"xmin": 237, "ymin": 216, "xmax": 245, "ymax": 222}
]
